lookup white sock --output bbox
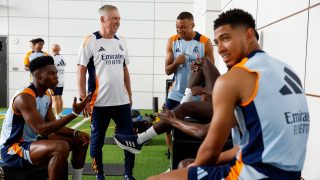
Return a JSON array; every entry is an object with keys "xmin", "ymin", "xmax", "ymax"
[
  {"xmin": 180, "ymin": 88, "xmax": 193, "ymax": 104},
  {"xmin": 137, "ymin": 126, "xmax": 158, "ymax": 144},
  {"xmin": 55, "ymin": 114, "xmax": 61, "ymax": 120},
  {"xmin": 184, "ymin": 88, "xmax": 192, "ymax": 96},
  {"xmin": 72, "ymin": 168, "xmax": 84, "ymax": 180}
]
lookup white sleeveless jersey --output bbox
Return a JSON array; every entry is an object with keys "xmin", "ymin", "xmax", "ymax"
[
  {"xmin": 232, "ymin": 50, "xmax": 309, "ymax": 179},
  {"xmin": 168, "ymin": 32, "xmax": 208, "ymax": 101},
  {"xmin": 53, "ymin": 54, "xmax": 66, "ymax": 87},
  {"xmin": 0, "ymin": 84, "xmax": 51, "ymax": 150},
  {"xmin": 78, "ymin": 31, "xmax": 130, "ymax": 107}
]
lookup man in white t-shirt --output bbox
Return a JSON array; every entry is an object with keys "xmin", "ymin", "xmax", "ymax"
[
  {"xmin": 51, "ymin": 44, "xmax": 66, "ymax": 119},
  {"xmin": 77, "ymin": 4, "xmax": 135, "ymax": 180}
]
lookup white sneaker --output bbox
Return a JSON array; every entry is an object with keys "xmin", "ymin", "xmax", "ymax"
[{"xmin": 180, "ymin": 88, "xmax": 193, "ymax": 104}]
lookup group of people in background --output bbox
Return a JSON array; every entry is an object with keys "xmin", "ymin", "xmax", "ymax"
[
  {"xmin": 0, "ymin": 3, "xmax": 309, "ymax": 180},
  {"xmin": 24, "ymin": 38, "xmax": 66, "ymax": 120}
]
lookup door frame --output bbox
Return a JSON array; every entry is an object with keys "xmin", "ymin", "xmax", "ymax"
[{"xmin": 0, "ymin": 36, "xmax": 8, "ymax": 107}]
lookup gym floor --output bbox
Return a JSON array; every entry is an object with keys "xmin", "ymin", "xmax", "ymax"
[{"xmin": 0, "ymin": 109, "xmax": 170, "ymax": 180}]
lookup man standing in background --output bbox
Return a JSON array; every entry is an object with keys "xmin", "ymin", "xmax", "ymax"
[
  {"xmin": 51, "ymin": 44, "xmax": 66, "ymax": 120},
  {"xmin": 163, "ymin": 11, "xmax": 215, "ymax": 156},
  {"xmin": 165, "ymin": 11, "xmax": 215, "ymax": 109},
  {"xmin": 24, "ymin": 38, "xmax": 48, "ymax": 71},
  {"xmin": 77, "ymin": 4, "xmax": 135, "ymax": 180},
  {"xmin": 23, "ymin": 39, "xmax": 35, "ymax": 70}
]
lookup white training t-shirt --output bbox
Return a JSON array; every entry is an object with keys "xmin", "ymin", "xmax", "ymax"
[
  {"xmin": 53, "ymin": 54, "xmax": 66, "ymax": 87},
  {"xmin": 78, "ymin": 31, "xmax": 130, "ymax": 107}
]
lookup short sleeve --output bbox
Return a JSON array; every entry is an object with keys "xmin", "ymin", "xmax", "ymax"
[
  {"xmin": 24, "ymin": 51, "xmax": 31, "ymax": 65},
  {"xmin": 78, "ymin": 35, "xmax": 93, "ymax": 67},
  {"xmin": 121, "ymin": 38, "xmax": 129, "ymax": 65}
]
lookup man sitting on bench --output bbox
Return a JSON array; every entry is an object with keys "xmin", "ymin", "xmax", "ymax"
[
  {"xmin": 0, "ymin": 56, "xmax": 91, "ymax": 180},
  {"xmin": 113, "ymin": 57, "xmax": 228, "ymax": 154},
  {"xmin": 148, "ymin": 8, "xmax": 309, "ymax": 180}
]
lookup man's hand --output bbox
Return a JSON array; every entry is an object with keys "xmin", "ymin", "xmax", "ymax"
[
  {"xmin": 82, "ymin": 103, "xmax": 91, "ymax": 118},
  {"xmin": 129, "ymin": 96, "xmax": 133, "ymax": 105},
  {"xmin": 157, "ymin": 109, "xmax": 176, "ymax": 125},
  {"xmin": 175, "ymin": 54, "xmax": 186, "ymax": 65},
  {"xmin": 72, "ymin": 93, "xmax": 92, "ymax": 117},
  {"xmin": 76, "ymin": 130, "xmax": 90, "ymax": 146},
  {"xmin": 191, "ymin": 86, "xmax": 205, "ymax": 96},
  {"xmin": 191, "ymin": 61, "xmax": 201, "ymax": 72}
]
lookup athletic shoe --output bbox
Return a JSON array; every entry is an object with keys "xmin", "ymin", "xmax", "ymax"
[
  {"xmin": 96, "ymin": 172, "xmax": 105, "ymax": 180},
  {"xmin": 114, "ymin": 134, "xmax": 142, "ymax": 154},
  {"xmin": 124, "ymin": 174, "xmax": 136, "ymax": 180}
]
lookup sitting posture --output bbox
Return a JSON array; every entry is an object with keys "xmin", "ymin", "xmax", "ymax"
[{"xmin": 0, "ymin": 56, "xmax": 91, "ymax": 180}]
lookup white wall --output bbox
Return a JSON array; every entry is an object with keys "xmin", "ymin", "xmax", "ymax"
[
  {"xmin": 0, "ymin": 0, "xmax": 193, "ymax": 109},
  {"xmin": 197, "ymin": 0, "xmax": 320, "ymax": 179}
]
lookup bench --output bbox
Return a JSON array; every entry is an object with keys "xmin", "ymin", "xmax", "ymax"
[
  {"xmin": 0, "ymin": 159, "xmax": 48, "ymax": 180},
  {"xmin": 170, "ymin": 118, "xmax": 233, "ymax": 170}
]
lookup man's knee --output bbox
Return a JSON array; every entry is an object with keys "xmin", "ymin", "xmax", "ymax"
[{"xmin": 55, "ymin": 141, "xmax": 70, "ymax": 155}]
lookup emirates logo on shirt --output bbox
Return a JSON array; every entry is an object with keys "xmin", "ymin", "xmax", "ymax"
[{"xmin": 101, "ymin": 54, "xmax": 125, "ymax": 65}]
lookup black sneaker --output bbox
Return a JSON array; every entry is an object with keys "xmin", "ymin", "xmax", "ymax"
[
  {"xmin": 124, "ymin": 174, "xmax": 136, "ymax": 180},
  {"xmin": 114, "ymin": 133, "xmax": 142, "ymax": 154}
]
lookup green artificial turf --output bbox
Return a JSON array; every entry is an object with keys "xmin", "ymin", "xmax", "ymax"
[{"xmin": 0, "ymin": 109, "xmax": 170, "ymax": 179}]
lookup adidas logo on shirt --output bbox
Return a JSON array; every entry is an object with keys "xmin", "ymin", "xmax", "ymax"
[
  {"xmin": 57, "ymin": 59, "xmax": 66, "ymax": 66},
  {"xmin": 98, "ymin": 47, "xmax": 105, "ymax": 52},
  {"xmin": 279, "ymin": 67, "xmax": 303, "ymax": 95}
]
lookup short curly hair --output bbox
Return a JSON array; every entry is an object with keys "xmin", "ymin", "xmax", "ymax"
[
  {"xmin": 31, "ymin": 38, "xmax": 45, "ymax": 45},
  {"xmin": 29, "ymin": 56, "xmax": 54, "ymax": 73},
  {"xmin": 214, "ymin": 9, "xmax": 259, "ymax": 40},
  {"xmin": 177, "ymin": 12, "xmax": 194, "ymax": 21}
]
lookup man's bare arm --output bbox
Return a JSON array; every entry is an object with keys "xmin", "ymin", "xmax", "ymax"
[
  {"xmin": 165, "ymin": 39, "xmax": 179, "ymax": 75},
  {"xmin": 77, "ymin": 65, "xmax": 92, "ymax": 117},
  {"xmin": 124, "ymin": 66, "xmax": 132, "ymax": 103},
  {"xmin": 16, "ymin": 93, "xmax": 91, "ymax": 136},
  {"xmin": 157, "ymin": 110, "xmax": 209, "ymax": 140},
  {"xmin": 77, "ymin": 65, "xmax": 87, "ymax": 99},
  {"xmin": 193, "ymin": 74, "xmax": 239, "ymax": 166},
  {"xmin": 45, "ymin": 105, "xmax": 75, "ymax": 137},
  {"xmin": 215, "ymin": 145, "xmax": 239, "ymax": 165},
  {"xmin": 204, "ymin": 40, "xmax": 215, "ymax": 65},
  {"xmin": 171, "ymin": 119, "xmax": 209, "ymax": 140}
]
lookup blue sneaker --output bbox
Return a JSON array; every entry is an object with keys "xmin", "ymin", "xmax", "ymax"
[
  {"xmin": 114, "ymin": 134, "xmax": 142, "ymax": 154},
  {"xmin": 124, "ymin": 174, "xmax": 136, "ymax": 180},
  {"xmin": 96, "ymin": 172, "xmax": 105, "ymax": 180}
]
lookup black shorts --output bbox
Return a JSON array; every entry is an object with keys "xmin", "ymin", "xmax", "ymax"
[{"xmin": 53, "ymin": 87, "xmax": 64, "ymax": 96}]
